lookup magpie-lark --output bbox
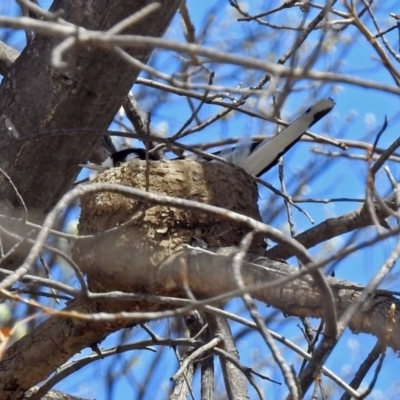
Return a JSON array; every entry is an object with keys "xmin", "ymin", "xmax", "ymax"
[{"xmin": 83, "ymin": 98, "xmax": 335, "ymax": 178}]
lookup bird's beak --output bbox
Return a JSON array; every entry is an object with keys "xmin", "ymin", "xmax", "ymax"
[{"xmin": 79, "ymin": 163, "xmax": 108, "ymax": 172}]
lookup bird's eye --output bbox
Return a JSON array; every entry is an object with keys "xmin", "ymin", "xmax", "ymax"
[{"xmin": 116, "ymin": 161, "xmax": 122, "ymax": 167}]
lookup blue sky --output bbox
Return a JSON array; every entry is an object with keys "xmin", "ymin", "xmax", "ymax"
[{"xmin": 1, "ymin": 0, "xmax": 400, "ymax": 398}]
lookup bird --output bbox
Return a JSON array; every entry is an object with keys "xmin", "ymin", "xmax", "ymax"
[
  {"xmin": 81, "ymin": 98, "xmax": 335, "ymax": 178},
  {"xmin": 102, "ymin": 147, "xmax": 163, "ymax": 168}
]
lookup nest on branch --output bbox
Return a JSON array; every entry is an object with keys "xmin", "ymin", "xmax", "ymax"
[{"xmin": 72, "ymin": 159, "xmax": 265, "ymax": 295}]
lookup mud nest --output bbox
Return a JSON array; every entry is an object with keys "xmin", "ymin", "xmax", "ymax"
[{"xmin": 72, "ymin": 159, "xmax": 266, "ymax": 293}]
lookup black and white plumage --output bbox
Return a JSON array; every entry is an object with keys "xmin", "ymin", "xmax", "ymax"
[
  {"xmin": 101, "ymin": 147, "xmax": 163, "ymax": 168},
  {"xmin": 83, "ymin": 98, "xmax": 335, "ymax": 177},
  {"xmin": 232, "ymin": 97, "xmax": 335, "ymax": 176}
]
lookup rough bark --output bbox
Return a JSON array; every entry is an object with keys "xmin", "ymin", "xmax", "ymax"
[
  {"xmin": 0, "ymin": 0, "xmax": 181, "ymax": 216},
  {"xmin": 0, "ymin": 1, "xmax": 182, "ymax": 397}
]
